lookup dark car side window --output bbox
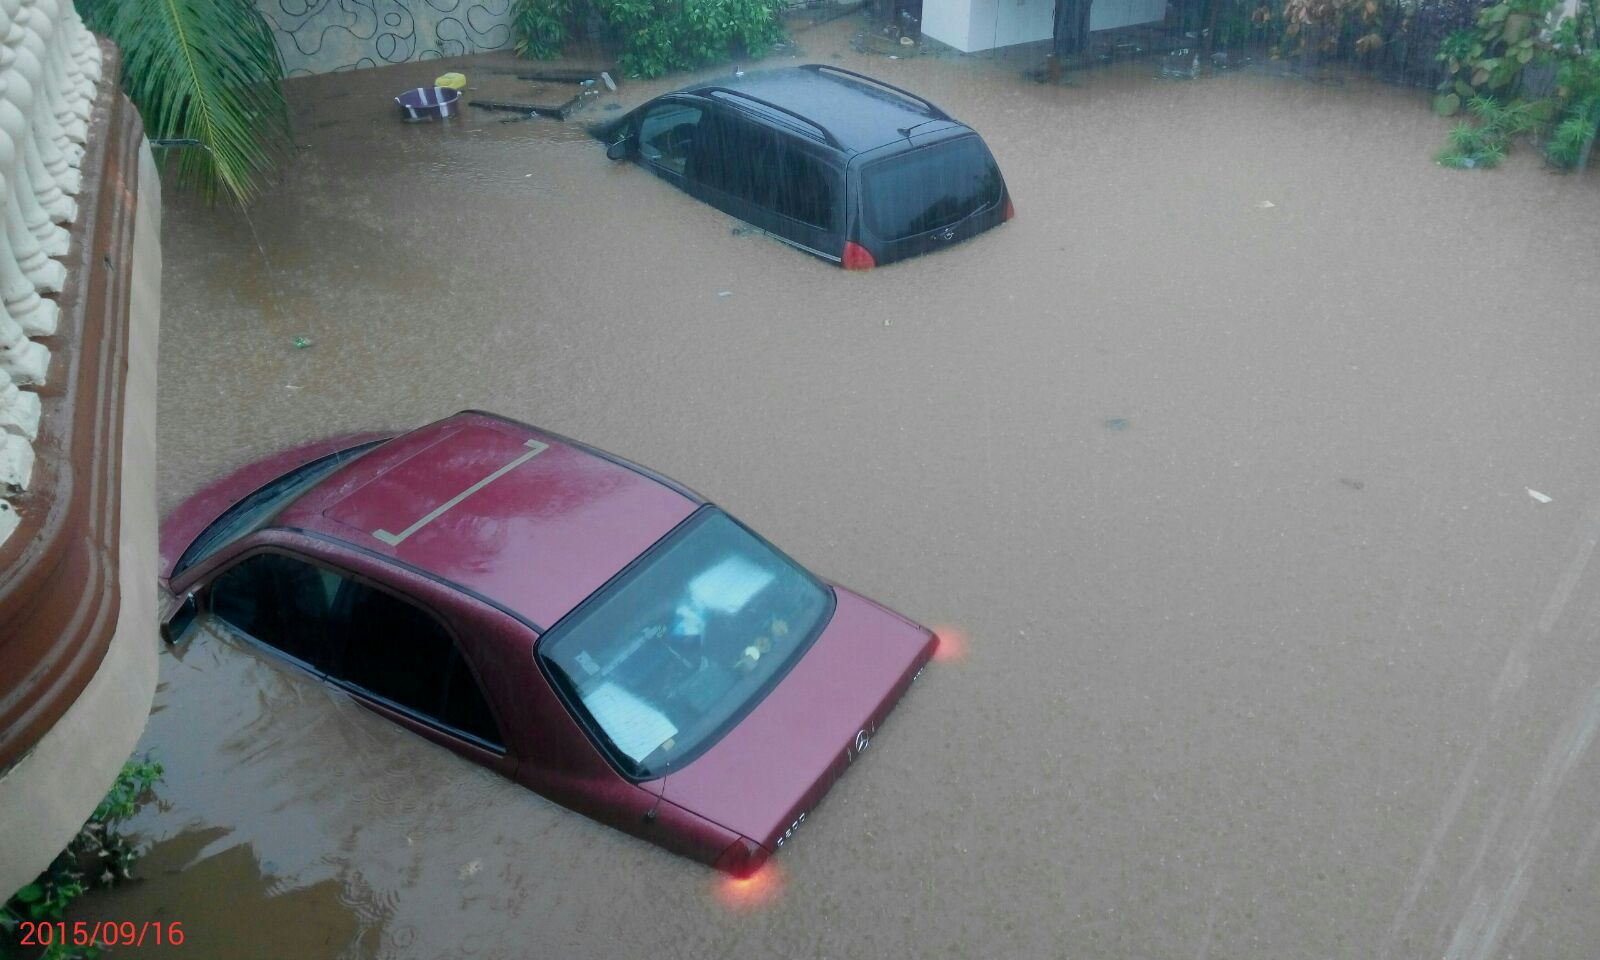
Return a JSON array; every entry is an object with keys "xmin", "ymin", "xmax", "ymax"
[
  {"xmin": 699, "ymin": 111, "xmax": 776, "ymax": 207},
  {"xmin": 695, "ymin": 111, "xmax": 838, "ymax": 233},
  {"xmin": 209, "ymin": 553, "xmax": 504, "ymax": 749},
  {"xmin": 773, "ymin": 144, "xmax": 836, "ymax": 231},
  {"xmin": 637, "ymin": 102, "xmax": 703, "ymax": 177}
]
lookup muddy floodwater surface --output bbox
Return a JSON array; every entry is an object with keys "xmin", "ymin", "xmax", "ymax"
[{"xmin": 84, "ymin": 16, "xmax": 1600, "ymax": 959}]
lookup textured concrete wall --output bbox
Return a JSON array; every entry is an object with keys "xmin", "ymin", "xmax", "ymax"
[
  {"xmin": 260, "ymin": 0, "xmax": 514, "ymax": 77},
  {"xmin": 0, "ymin": 141, "xmax": 160, "ymax": 900}
]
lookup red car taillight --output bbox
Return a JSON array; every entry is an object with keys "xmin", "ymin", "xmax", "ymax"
[
  {"xmin": 1003, "ymin": 196, "xmax": 1015, "ymax": 221},
  {"xmin": 713, "ymin": 837, "xmax": 770, "ymax": 878},
  {"xmin": 841, "ymin": 241, "xmax": 876, "ymax": 270}
]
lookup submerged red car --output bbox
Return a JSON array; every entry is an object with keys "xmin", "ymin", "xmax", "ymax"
[{"xmin": 158, "ymin": 411, "xmax": 935, "ymax": 876}]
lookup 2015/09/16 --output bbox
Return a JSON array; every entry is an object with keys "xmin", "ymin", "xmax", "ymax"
[{"xmin": 18, "ymin": 919, "xmax": 184, "ymax": 947}]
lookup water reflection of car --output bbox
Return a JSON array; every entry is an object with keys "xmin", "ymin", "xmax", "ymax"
[
  {"xmin": 157, "ymin": 411, "xmax": 936, "ymax": 877},
  {"xmin": 594, "ymin": 63, "xmax": 1013, "ymax": 269}
]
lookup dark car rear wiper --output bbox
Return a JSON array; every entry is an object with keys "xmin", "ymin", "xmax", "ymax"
[{"xmin": 895, "ymin": 119, "xmax": 941, "ymax": 140}]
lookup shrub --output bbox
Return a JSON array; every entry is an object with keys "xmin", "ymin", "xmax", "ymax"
[
  {"xmin": 510, "ymin": 0, "xmax": 787, "ymax": 77},
  {"xmin": 1434, "ymin": 93, "xmax": 1544, "ymax": 165},
  {"xmin": 1, "ymin": 756, "xmax": 164, "ymax": 960},
  {"xmin": 1432, "ymin": 0, "xmax": 1599, "ymax": 169}
]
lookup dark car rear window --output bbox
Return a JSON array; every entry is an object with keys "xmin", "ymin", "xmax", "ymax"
[{"xmin": 861, "ymin": 136, "xmax": 1004, "ymax": 242}]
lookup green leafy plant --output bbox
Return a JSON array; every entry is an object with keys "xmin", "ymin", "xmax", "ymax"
[
  {"xmin": 1433, "ymin": 0, "xmax": 1599, "ymax": 168},
  {"xmin": 80, "ymin": 0, "xmax": 292, "ymax": 206},
  {"xmin": 1275, "ymin": 0, "xmax": 1387, "ymax": 63},
  {"xmin": 511, "ymin": 0, "xmax": 573, "ymax": 59},
  {"xmin": 1544, "ymin": 97, "xmax": 1600, "ymax": 164},
  {"xmin": 1437, "ymin": 26, "xmax": 1477, "ymax": 63},
  {"xmin": 510, "ymin": 0, "xmax": 786, "ymax": 77},
  {"xmin": 1435, "ymin": 93, "xmax": 1544, "ymax": 166},
  {"xmin": 2, "ymin": 756, "xmax": 164, "ymax": 960},
  {"xmin": 1434, "ymin": 0, "xmax": 1560, "ymax": 113},
  {"xmin": 1542, "ymin": 2, "xmax": 1600, "ymax": 167}
]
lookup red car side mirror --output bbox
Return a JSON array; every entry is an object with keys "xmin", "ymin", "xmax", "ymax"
[{"xmin": 160, "ymin": 593, "xmax": 199, "ymax": 644}]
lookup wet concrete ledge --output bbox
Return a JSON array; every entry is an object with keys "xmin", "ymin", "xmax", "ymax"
[{"xmin": 0, "ymin": 39, "xmax": 161, "ymax": 896}]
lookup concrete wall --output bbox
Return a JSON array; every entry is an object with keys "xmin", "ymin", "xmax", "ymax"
[
  {"xmin": 0, "ymin": 140, "xmax": 161, "ymax": 901},
  {"xmin": 260, "ymin": 0, "xmax": 515, "ymax": 77},
  {"xmin": 922, "ymin": 0, "xmax": 1165, "ymax": 52}
]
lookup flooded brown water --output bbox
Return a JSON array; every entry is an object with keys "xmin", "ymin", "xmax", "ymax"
[{"xmin": 83, "ymin": 15, "xmax": 1600, "ymax": 958}]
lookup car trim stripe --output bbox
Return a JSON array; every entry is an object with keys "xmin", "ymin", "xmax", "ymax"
[
  {"xmin": 460, "ymin": 411, "xmax": 707, "ymax": 503},
  {"xmin": 373, "ymin": 438, "xmax": 548, "ymax": 545}
]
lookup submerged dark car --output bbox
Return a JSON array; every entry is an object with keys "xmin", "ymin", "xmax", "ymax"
[{"xmin": 595, "ymin": 64, "xmax": 1013, "ymax": 269}]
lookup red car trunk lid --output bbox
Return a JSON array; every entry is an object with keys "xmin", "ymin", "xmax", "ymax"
[{"xmin": 658, "ymin": 588, "xmax": 934, "ymax": 851}]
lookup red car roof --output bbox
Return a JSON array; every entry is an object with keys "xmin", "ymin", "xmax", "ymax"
[{"xmin": 275, "ymin": 412, "xmax": 701, "ymax": 629}]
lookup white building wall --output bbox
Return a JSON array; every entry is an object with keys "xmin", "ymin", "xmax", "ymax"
[
  {"xmin": 924, "ymin": 0, "xmax": 1167, "ymax": 53},
  {"xmin": 1089, "ymin": 0, "xmax": 1167, "ymax": 31},
  {"xmin": 959, "ymin": 0, "xmax": 1056, "ymax": 53},
  {"xmin": 920, "ymin": 0, "xmax": 975, "ymax": 51}
]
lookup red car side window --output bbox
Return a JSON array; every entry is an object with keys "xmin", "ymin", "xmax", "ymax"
[
  {"xmin": 210, "ymin": 552, "xmax": 503, "ymax": 749},
  {"xmin": 335, "ymin": 581, "xmax": 502, "ymax": 748}
]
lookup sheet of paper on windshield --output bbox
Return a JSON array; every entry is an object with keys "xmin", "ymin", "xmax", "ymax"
[
  {"xmin": 581, "ymin": 682, "xmax": 678, "ymax": 762},
  {"xmin": 689, "ymin": 556, "xmax": 775, "ymax": 614}
]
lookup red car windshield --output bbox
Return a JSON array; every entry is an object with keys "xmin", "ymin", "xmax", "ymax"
[{"xmin": 537, "ymin": 507, "xmax": 834, "ymax": 778}]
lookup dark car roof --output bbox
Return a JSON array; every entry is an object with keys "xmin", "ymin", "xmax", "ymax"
[
  {"xmin": 275, "ymin": 412, "xmax": 702, "ymax": 630},
  {"xmin": 681, "ymin": 64, "xmax": 964, "ymax": 155}
]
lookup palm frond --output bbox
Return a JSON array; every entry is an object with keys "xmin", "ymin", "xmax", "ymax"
[{"xmin": 96, "ymin": 0, "xmax": 291, "ymax": 206}]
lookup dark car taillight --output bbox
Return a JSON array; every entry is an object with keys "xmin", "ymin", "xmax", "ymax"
[
  {"xmin": 1003, "ymin": 196, "xmax": 1015, "ymax": 221},
  {"xmin": 713, "ymin": 836, "xmax": 771, "ymax": 878},
  {"xmin": 842, "ymin": 241, "xmax": 876, "ymax": 270}
]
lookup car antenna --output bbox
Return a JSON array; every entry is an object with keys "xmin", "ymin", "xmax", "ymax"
[{"xmin": 897, "ymin": 119, "xmax": 937, "ymax": 140}]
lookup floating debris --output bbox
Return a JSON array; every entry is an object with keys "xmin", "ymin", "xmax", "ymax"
[
  {"xmin": 470, "ymin": 96, "xmax": 585, "ymax": 120},
  {"xmin": 292, "ymin": 336, "xmax": 312, "ymax": 349},
  {"xmin": 1103, "ymin": 417, "xmax": 1130, "ymax": 431},
  {"xmin": 1159, "ymin": 50, "xmax": 1200, "ymax": 79},
  {"xmin": 1528, "ymin": 488, "xmax": 1553, "ymax": 504},
  {"xmin": 511, "ymin": 67, "xmax": 618, "ymax": 83}
]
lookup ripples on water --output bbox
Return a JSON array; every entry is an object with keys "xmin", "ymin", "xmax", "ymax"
[{"xmin": 128, "ymin": 15, "xmax": 1600, "ymax": 959}]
